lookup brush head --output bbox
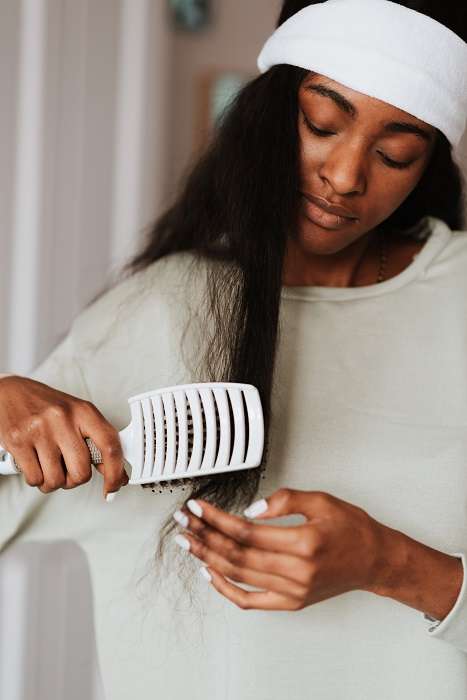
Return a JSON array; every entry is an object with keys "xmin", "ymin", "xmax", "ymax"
[{"xmin": 87, "ymin": 382, "xmax": 264, "ymax": 485}]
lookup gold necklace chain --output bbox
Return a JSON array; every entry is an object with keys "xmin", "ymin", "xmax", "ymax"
[{"xmin": 376, "ymin": 230, "xmax": 388, "ymax": 283}]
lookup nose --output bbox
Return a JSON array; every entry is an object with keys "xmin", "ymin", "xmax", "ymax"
[{"xmin": 318, "ymin": 142, "xmax": 367, "ymax": 197}]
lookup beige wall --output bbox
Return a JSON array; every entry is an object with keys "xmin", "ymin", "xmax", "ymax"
[{"xmin": 166, "ymin": 0, "xmax": 282, "ymax": 199}]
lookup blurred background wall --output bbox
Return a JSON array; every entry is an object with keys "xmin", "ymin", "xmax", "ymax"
[
  {"xmin": 167, "ymin": 0, "xmax": 280, "ymax": 196},
  {"xmin": 0, "ymin": 0, "xmax": 280, "ymax": 377}
]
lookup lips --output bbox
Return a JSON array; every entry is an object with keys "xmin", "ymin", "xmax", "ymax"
[
  {"xmin": 300, "ymin": 194, "xmax": 358, "ymax": 230},
  {"xmin": 301, "ymin": 192, "xmax": 358, "ymax": 220}
]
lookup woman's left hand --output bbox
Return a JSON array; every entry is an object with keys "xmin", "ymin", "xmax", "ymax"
[{"xmin": 173, "ymin": 488, "xmax": 392, "ymax": 611}]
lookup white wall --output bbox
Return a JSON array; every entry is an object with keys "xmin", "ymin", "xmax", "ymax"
[{"xmin": 0, "ymin": 541, "xmax": 105, "ymax": 700}]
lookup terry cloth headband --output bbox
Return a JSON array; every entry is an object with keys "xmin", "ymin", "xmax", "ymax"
[{"xmin": 257, "ymin": 0, "xmax": 467, "ymax": 149}]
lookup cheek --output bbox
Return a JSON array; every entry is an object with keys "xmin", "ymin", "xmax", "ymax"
[
  {"xmin": 298, "ymin": 130, "xmax": 322, "ymax": 165},
  {"xmin": 377, "ymin": 170, "xmax": 424, "ymax": 211},
  {"xmin": 365, "ymin": 175, "xmax": 421, "ymax": 227},
  {"xmin": 298, "ymin": 137, "xmax": 325, "ymax": 185}
]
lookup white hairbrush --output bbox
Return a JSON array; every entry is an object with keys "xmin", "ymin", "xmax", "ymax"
[{"xmin": 0, "ymin": 382, "xmax": 264, "ymax": 483}]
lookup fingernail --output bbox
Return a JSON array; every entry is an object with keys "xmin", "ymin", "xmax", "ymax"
[
  {"xmin": 187, "ymin": 499, "xmax": 203, "ymax": 517},
  {"xmin": 105, "ymin": 492, "xmax": 118, "ymax": 502},
  {"xmin": 174, "ymin": 534, "xmax": 190, "ymax": 551},
  {"xmin": 199, "ymin": 566, "xmax": 212, "ymax": 582},
  {"xmin": 173, "ymin": 510, "xmax": 189, "ymax": 527},
  {"xmin": 243, "ymin": 498, "xmax": 268, "ymax": 518}
]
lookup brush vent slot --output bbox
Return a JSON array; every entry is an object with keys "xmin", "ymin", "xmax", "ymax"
[{"xmin": 225, "ymin": 390, "xmax": 235, "ymax": 465}]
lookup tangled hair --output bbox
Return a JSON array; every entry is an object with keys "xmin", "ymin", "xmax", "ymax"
[{"xmin": 92, "ymin": 0, "xmax": 466, "ymax": 602}]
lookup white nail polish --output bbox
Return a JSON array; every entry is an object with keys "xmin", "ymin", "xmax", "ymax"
[
  {"xmin": 243, "ymin": 498, "xmax": 268, "ymax": 518},
  {"xmin": 105, "ymin": 492, "xmax": 117, "ymax": 503},
  {"xmin": 174, "ymin": 534, "xmax": 190, "ymax": 551},
  {"xmin": 199, "ymin": 566, "xmax": 212, "ymax": 582},
  {"xmin": 187, "ymin": 499, "xmax": 203, "ymax": 517},
  {"xmin": 173, "ymin": 510, "xmax": 189, "ymax": 527}
]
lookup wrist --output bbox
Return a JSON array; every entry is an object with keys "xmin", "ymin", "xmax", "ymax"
[
  {"xmin": 363, "ymin": 523, "xmax": 408, "ymax": 597},
  {"xmin": 366, "ymin": 525, "xmax": 464, "ymax": 621}
]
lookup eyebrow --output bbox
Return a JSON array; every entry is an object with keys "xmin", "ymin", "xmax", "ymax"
[{"xmin": 304, "ymin": 84, "xmax": 433, "ymax": 142}]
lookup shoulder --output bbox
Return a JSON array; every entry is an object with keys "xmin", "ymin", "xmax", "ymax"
[
  {"xmin": 423, "ymin": 218, "xmax": 467, "ymax": 299},
  {"xmin": 435, "ymin": 219, "xmax": 467, "ymax": 264},
  {"xmin": 69, "ymin": 251, "xmax": 208, "ymax": 356}
]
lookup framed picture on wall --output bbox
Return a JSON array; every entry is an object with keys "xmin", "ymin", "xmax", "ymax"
[
  {"xmin": 194, "ymin": 68, "xmax": 253, "ymax": 153},
  {"xmin": 168, "ymin": 0, "xmax": 211, "ymax": 31}
]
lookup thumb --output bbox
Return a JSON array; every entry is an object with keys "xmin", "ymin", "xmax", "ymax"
[{"xmin": 243, "ymin": 488, "xmax": 317, "ymax": 520}]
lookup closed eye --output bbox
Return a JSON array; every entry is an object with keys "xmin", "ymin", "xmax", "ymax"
[{"xmin": 302, "ymin": 114, "xmax": 414, "ymax": 171}]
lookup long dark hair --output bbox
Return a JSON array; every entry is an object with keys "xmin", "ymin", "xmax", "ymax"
[{"xmin": 98, "ymin": 1, "xmax": 466, "ymax": 597}]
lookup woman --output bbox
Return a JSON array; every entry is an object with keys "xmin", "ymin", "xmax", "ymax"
[{"xmin": 1, "ymin": 1, "xmax": 467, "ymax": 698}]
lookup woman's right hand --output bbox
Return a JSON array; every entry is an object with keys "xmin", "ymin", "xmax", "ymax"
[{"xmin": 0, "ymin": 375, "xmax": 129, "ymax": 498}]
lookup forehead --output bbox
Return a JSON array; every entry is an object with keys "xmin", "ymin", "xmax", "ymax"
[{"xmin": 301, "ymin": 71, "xmax": 435, "ymax": 135}]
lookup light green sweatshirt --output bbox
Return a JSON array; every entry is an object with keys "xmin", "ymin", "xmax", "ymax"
[{"xmin": 1, "ymin": 215, "xmax": 467, "ymax": 700}]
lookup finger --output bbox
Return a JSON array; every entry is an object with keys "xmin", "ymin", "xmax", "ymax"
[
  {"xmin": 200, "ymin": 566, "xmax": 302, "ymax": 611},
  {"xmin": 34, "ymin": 439, "xmax": 67, "ymax": 493},
  {"xmin": 185, "ymin": 498, "xmax": 313, "ymax": 555},
  {"xmin": 179, "ymin": 530, "xmax": 307, "ymax": 599},
  {"xmin": 9, "ymin": 445, "xmax": 44, "ymax": 487},
  {"xmin": 77, "ymin": 404, "xmax": 127, "ymax": 497},
  {"xmin": 89, "ymin": 440, "xmax": 128, "ymax": 497},
  {"xmin": 179, "ymin": 509, "xmax": 314, "ymax": 585},
  {"xmin": 244, "ymin": 488, "xmax": 331, "ymax": 521},
  {"xmin": 57, "ymin": 431, "xmax": 94, "ymax": 489}
]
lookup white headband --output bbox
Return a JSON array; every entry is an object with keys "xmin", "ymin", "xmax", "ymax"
[{"xmin": 257, "ymin": 0, "xmax": 467, "ymax": 149}]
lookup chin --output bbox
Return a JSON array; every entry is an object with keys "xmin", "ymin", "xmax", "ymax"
[{"xmin": 297, "ymin": 215, "xmax": 357, "ymax": 255}]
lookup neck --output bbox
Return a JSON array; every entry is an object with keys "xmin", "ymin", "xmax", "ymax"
[{"xmin": 282, "ymin": 230, "xmax": 379, "ymax": 287}]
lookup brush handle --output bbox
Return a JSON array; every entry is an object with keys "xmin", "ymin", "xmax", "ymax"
[
  {"xmin": 0, "ymin": 448, "xmax": 20, "ymax": 475},
  {"xmin": 0, "ymin": 439, "xmax": 107, "ymax": 475},
  {"xmin": 84, "ymin": 437, "xmax": 103, "ymax": 465}
]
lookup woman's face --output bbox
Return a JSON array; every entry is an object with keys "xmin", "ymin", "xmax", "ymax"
[{"xmin": 296, "ymin": 72, "xmax": 437, "ymax": 255}]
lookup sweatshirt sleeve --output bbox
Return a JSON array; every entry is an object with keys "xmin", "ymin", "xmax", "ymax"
[
  {"xmin": 0, "ymin": 326, "xmax": 91, "ymax": 554},
  {"xmin": 422, "ymin": 550, "xmax": 467, "ymax": 653}
]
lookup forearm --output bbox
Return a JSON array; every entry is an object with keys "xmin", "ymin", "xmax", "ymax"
[{"xmin": 368, "ymin": 525, "xmax": 464, "ymax": 622}]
